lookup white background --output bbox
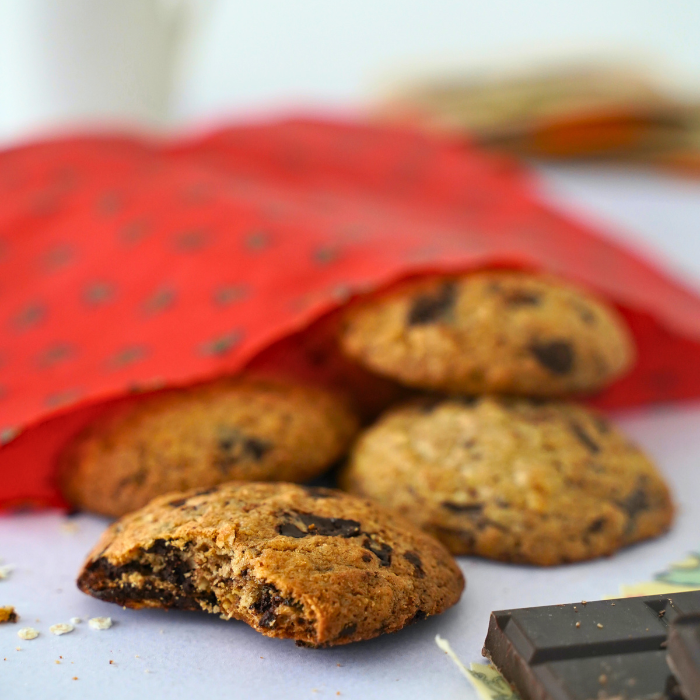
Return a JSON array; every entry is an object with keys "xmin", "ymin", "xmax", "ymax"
[
  {"xmin": 1, "ymin": 2, "xmax": 700, "ymax": 697},
  {"xmin": 1, "ymin": 0, "xmax": 700, "ymax": 140},
  {"xmin": 173, "ymin": 0, "xmax": 700, "ymax": 121}
]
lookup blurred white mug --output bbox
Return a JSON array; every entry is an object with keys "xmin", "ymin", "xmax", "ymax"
[{"xmin": 0, "ymin": 0, "xmax": 209, "ymax": 144}]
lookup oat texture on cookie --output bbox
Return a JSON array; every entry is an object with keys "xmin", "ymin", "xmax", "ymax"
[
  {"xmin": 77, "ymin": 482, "xmax": 464, "ymax": 646},
  {"xmin": 339, "ymin": 271, "xmax": 635, "ymax": 396},
  {"xmin": 340, "ymin": 397, "xmax": 673, "ymax": 566},
  {"xmin": 60, "ymin": 376, "xmax": 359, "ymax": 517}
]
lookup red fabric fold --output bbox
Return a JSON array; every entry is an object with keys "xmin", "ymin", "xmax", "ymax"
[{"xmin": 1, "ymin": 118, "xmax": 699, "ymax": 511}]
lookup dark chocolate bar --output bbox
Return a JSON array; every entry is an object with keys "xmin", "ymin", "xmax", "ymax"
[
  {"xmin": 483, "ymin": 591, "xmax": 700, "ymax": 700},
  {"xmin": 667, "ymin": 613, "xmax": 700, "ymax": 700}
]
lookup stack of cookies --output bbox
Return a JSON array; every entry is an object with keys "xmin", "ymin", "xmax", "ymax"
[
  {"xmin": 63, "ymin": 371, "xmax": 465, "ymax": 647},
  {"xmin": 67, "ymin": 269, "xmax": 673, "ymax": 647},
  {"xmin": 338, "ymin": 270, "xmax": 674, "ymax": 566}
]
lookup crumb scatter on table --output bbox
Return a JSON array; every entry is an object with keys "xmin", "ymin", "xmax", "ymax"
[
  {"xmin": 17, "ymin": 627, "xmax": 38, "ymax": 640},
  {"xmin": 88, "ymin": 616, "xmax": 112, "ymax": 630}
]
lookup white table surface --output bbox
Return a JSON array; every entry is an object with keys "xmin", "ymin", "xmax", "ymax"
[{"xmin": 2, "ymin": 164, "xmax": 700, "ymax": 699}]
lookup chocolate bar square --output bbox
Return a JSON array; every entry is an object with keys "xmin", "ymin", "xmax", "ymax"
[
  {"xmin": 667, "ymin": 613, "xmax": 700, "ymax": 700},
  {"xmin": 483, "ymin": 591, "xmax": 700, "ymax": 700}
]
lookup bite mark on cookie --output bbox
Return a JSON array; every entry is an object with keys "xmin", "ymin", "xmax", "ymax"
[
  {"xmin": 79, "ymin": 541, "xmax": 217, "ymax": 611},
  {"xmin": 80, "ymin": 550, "xmax": 316, "ymax": 640},
  {"xmin": 250, "ymin": 584, "xmax": 302, "ymax": 628}
]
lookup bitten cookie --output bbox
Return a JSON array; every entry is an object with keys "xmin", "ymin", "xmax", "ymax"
[
  {"xmin": 60, "ymin": 377, "xmax": 359, "ymax": 518},
  {"xmin": 339, "ymin": 271, "xmax": 635, "ymax": 396},
  {"xmin": 340, "ymin": 397, "xmax": 673, "ymax": 565},
  {"xmin": 77, "ymin": 482, "xmax": 464, "ymax": 646}
]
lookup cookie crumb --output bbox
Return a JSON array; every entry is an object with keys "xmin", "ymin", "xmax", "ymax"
[
  {"xmin": 0, "ymin": 564, "xmax": 14, "ymax": 580},
  {"xmin": 69, "ymin": 617, "xmax": 82, "ymax": 625},
  {"xmin": 0, "ymin": 606, "xmax": 18, "ymax": 623},
  {"xmin": 109, "ymin": 660, "xmax": 114, "ymax": 665},
  {"xmin": 55, "ymin": 660, "xmax": 60, "ymax": 664},
  {"xmin": 576, "ymin": 621, "xmax": 581, "ymax": 628},
  {"xmin": 89, "ymin": 617, "xmax": 112, "ymax": 630},
  {"xmin": 17, "ymin": 627, "xmax": 38, "ymax": 640},
  {"xmin": 72, "ymin": 677, "xmax": 78, "ymax": 681},
  {"xmin": 597, "ymin": 623, "xmax": 604, "ymax": 629},
  {"xmin": 50, "ymin": 623, "xmax": 74, "ymax": 636}
]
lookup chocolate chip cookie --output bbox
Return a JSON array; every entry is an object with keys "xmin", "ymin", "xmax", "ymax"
[
  {"xmin": 340, "ymin": 397, "xmax": 673, "ymax": 565},
  {"xmin": 77, "ymin": 482, "xmax": 464, "ymax": 646},
  {"xmin": 60, "ymin": 377, "xmax": 359, "ymax": 518},
  {"xmin": 339, "ymin": 271, "xmax": 635, "ymax": 396}
]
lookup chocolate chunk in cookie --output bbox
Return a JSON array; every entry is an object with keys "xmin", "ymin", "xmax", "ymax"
[
  {"xmin": 407, "ymin": 282, "xmax": 457, "ymax": 325},
  {"xmin": 529, "ymin": 340, "xmax": 575, "ymax": 375},
  {"xmin": 276, "ymin": 512, "xmax": 362, "ymax": 538}
]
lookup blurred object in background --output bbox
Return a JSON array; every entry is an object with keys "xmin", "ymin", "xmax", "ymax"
[
  {"xmin": 0, "ymin": 0, "xmax": 206, "ymax": 143},
  {"xmin": 650, "ymin": 104, "xmax": 700, "ymax": 176},
  {"xmin": 379, "ymin": 61, "xmax": 700, "ymax": 174}
]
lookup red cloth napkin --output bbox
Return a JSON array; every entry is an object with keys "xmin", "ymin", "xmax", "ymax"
[{"xmin": 1, "ymin": 118, "xmax": 699, "ymax": 511}]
